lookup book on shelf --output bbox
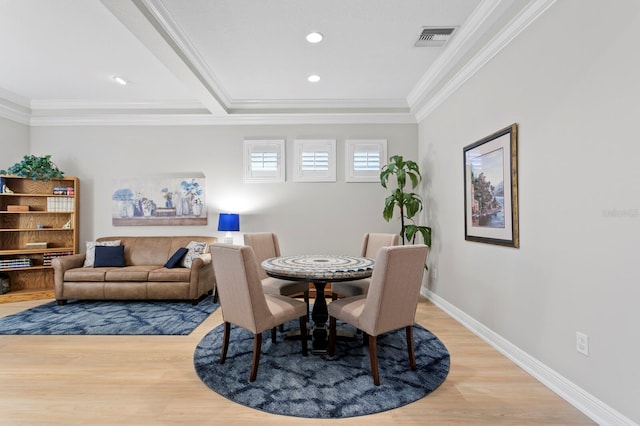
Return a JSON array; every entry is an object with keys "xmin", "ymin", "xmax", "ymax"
[
  {"xmin": 0, "ymin": 258, "xmax": 33, "ymax": 268},
  {"xmin": 47, "ymin": 196, "xmax": 75, "ymax": 212},
  {"xmin": 25, "ymin": 242, "xmax": 48, "ymax": 249},
  {"xmin": 52, "ymin": 187, "xmax": 75, "ymax": 196},
  {"xmin": 43, "ymin": 250, "xmax": 74, "ymax": 266}
]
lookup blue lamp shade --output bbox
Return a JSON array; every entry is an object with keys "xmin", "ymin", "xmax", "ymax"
[{"xmin": 217, "ymin": 213, "xmax": 240, "ymax": 232}]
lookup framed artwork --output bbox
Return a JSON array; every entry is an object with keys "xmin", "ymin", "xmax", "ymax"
[
  {"xmin": 463, "ymin": 124, "xmax": 519, "ymax": 247},
  {"xmin": 112, "ymin": 174, "xmax": 207, "ymax": 226}
]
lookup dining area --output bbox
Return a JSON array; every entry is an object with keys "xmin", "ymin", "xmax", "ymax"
[
  {"xmin": 201, "ymin": 232, "xmax": 445, "ymax": 399},
  {"xmin": 192, "ymin": 231, "xmax": 450, "ymax": 418}
]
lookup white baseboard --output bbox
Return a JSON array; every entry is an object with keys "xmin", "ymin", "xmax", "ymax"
[{"xmin": 422, "ymin": 289, "xmax": 637, "ymax": 426}]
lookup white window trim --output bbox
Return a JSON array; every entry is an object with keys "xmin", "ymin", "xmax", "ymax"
[
  {"xmin": 243, "ymin": 139, "xmax": 285, "ymax": 183},
  {"xmin": 293, "ymin": 139, "xmax": 336, "ymax": 182},
  {"xmin": 345, "ymin": 139, "xmax": 387, "ymax": 182}
]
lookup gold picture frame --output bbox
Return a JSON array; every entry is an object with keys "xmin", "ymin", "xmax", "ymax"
[{"xmin": 463, "ymin": 124, "xmax": 519, "ymax": 247}]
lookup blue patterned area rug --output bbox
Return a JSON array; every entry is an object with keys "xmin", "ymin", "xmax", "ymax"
[
  {"xmin": 194, "ymin": 321, "xmax": 450, "ymax": 418},
  {"xmin": 0, "ymin": 296, "xmax": 218, "ymax": 335}
]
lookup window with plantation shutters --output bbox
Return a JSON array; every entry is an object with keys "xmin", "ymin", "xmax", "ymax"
[
  {"xmin": 243, "ymin": 139, "xmax": 285, "ymax": 183},
  {"xmin": 345, "ymin": 139, "xmax": 387, "ymax": 182},
  {"xmin": 293, "ymin": 139, "xmax": 336, "ymax": 182}
]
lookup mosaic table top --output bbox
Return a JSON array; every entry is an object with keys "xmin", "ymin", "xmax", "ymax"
[{"xmin": 261, "ymin": 255, "xmax": 374, "ymax": 281}]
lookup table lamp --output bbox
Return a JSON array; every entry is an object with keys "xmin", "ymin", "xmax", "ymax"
[{"xmin": 217, "ymin": 213, "xmax": 240, "ymax": 244}]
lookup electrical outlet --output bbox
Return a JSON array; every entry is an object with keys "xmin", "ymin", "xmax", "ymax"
[{"xmin": 576, "ymin": 332, "xmax": 589, "ymax": 356}]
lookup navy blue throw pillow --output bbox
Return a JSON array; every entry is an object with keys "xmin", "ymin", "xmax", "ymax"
[
  {"xmin": 93, "ymin": 245, "xmax": 125, "ymax": 267},
  {"xmin": 165, "ymin": 247, "xmax": 188, "ymax": 268}
]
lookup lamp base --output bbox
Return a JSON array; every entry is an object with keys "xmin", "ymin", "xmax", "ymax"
[{"xmin": 222, "ymin": 233, "xmax": 234, "ymax": 245}]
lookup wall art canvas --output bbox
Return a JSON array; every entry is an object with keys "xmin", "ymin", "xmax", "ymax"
[
  {"xmin": 112, "ymin": 173, "xmax": 207, "ymax": 226},
  {"xmin": 463, "ymin": 124, "xmax": 519, "ymax": 247}
]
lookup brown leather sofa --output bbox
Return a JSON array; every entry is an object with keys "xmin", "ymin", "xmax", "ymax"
[{"xmin": 52, "ymin": 236, "xmax": 217, "ymax": 305}]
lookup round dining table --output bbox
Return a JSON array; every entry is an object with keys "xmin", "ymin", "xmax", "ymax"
[{"xmin": 261, "ymin": 254, "xmax": 375, "ymax": 354}]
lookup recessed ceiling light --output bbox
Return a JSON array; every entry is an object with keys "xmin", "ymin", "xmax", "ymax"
[
  {"xmin": 113, "ymin": 76, "xmax": 128, "ymax": 85},
  {"xmin": 306, "ymin": 32, "xmax": 323, "ymax": 43},
  {"xmin": 307, "ymin": 74, "xmax": 321, "ymax": 83}
]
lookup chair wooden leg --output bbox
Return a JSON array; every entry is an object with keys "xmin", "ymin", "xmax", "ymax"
[
  {"xmin": 299, "ymin": 315, "xmax": 308, "ymax": 356},
  {"xmin": 250, "ymin": 333, "xmax": 262, "ymax": 382},
  {"xmin": 328, "ymin": 317, "xmax": 337, "ymax": 356},
  {"xmin": 368, "ymin": 334, "xmax": 380, "ymax": 386},
  {"xmin": 406, "ymin": 325, "xmax": 417, "ymax": 370},
  {"xmin": 328, "ymin": 317, "xmax": 336, "ymax": 356},
  {"xmin": 219, "ymin": 322, "xmax": 230, "ymax": 364},
  {"xmin": 271, "ymin": 327, "xmax": 277, "ymax": 343},
  {"xmin": 212, "ymin": 285, "xmax": 219, "ymax": 303},
  {"xmin": 304, "ymin": 291, "xmax": 310, "ymax": 317}
]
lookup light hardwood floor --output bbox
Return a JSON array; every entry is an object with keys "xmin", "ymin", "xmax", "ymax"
[{"xmin": 0, "ymin": 297, "xmax": 594, "ymax": 425}]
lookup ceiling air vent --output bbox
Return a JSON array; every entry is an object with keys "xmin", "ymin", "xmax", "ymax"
[{"xmin": 414, "ymin": 27, "xmax": 456, "ymax": 47}]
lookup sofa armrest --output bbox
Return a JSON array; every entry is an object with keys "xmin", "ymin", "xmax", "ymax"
[
  {"xmin": 189, "ymin": 253, "xmax": 214, "ymax": 300},
  {"xmin": 194, "ymin": 253, "xmax": 212, "ymax": 265},
  {"xmin": 52, "ymin": 254, "xmax": 86, "ymax": 300},
  {"xmin": 189, "ymin": 253, "xmax": 211, "ymax": 273}
]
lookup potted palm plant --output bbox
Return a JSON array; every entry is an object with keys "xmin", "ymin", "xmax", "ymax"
[{"xmin": 380, "ymin": 155, "xmax": 432, "ymax": 246}]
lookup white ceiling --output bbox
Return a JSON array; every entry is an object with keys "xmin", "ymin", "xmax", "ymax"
[{"xmin": 0, "ymin": 0, "xmax": 554, "ymax": 126}]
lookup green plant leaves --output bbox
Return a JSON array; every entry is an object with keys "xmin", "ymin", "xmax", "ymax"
[
  {"xmin": 0, "ymin": 155, "xmax": 64, "ymax": 181},
  {"xmin": 405, "ymin": 224, "xmax": 432, "ymax": 247},
  {"xmin": 380, "ymin": 154, "xmax": 431, "ymax": 247}
]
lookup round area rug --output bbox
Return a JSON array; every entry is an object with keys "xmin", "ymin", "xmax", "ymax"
[{"xmin": 193, "ymin": 321, "xmax": 450, "ymax": 418}]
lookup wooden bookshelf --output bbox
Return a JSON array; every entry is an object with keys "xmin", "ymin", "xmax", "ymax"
[{"xmin": 0, "ymin": 175, "xmax": 79, "ymax": 303}]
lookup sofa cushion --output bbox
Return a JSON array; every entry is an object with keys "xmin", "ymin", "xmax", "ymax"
[
  {"xmin": 182, "ymin": 241, "xmax": 208, "ymax": 268},
  {"xmin": 104, "ymin": 266, "xmax": 159, "ymax": 282},
  {"xmin": 83, "ymin": 240, "xmax": 121, "ymax": 267},
  {"xmin": 148, "ymin": 267, "xmax": 191, "ymax": 282},
  {"xmin": 64, "ymin": 268, "xmax": 108, "ymax": 282},
  {"xmin": 94, "ymin": 245, "xmax": 125, "ymax": 267},
  {"xmin": 165, "ymin": 247, "xmax": 188, "ymax": 268}
]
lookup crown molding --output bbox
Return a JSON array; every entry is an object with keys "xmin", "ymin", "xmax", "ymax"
[
  {"xmin": 0, "ymin": 101, "xmax": 30, "ymax": 125},
  {"xmin": 29, "ymin": 111, "xmax": 416, "ymax": 127},
  {"xmin": 138, "ymin": 0, "xmax": 233, "ymax": 108},
  {"xmin": 2, "ymin": 96, "xmax": 413, "ymax": 126},
  {"xmin": 407, "ymin": 0, "xmax": 504, "ymax": 107},
  {"xmin": 228, "ymin": 97, "xmax": 409, "ymax": 112},
  {"xmin": 30, "ymin": 99, "xmax": 207, "ymax": 111},
  {"xmin": 414, "ymin": 0, "xmax": 557, "ymax": 122},
  {"xmin": 101, "ymin": 0, "xmax": 227, "ymax": 115}
]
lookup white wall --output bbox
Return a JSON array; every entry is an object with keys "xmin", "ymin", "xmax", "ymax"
[
  {"xmin": 420, "ymin": 0, "xmax": 640, "ymax": 423},
  {"xmin": 29, "ymin": 123, "xmax": 416, "ymax": 256},
  {"xmin": 0, "ymin": 116, "xmax": 30, "ymax": 168}
]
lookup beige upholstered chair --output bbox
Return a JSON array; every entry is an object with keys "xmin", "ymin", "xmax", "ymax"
[
  {"xmin": 331, "ymin": 233, "xmax": 400, "ymax": 300},
  {"xmin": 328, "ymin": 244, "xmax": 429, "ymax": 386},
  {"xmin": 211, "ymin": 244, "xmax": 308, "ymax": 382},
  {"xmin": 244, "ymin": 232, "xmax": 310, "ymax": 316}
]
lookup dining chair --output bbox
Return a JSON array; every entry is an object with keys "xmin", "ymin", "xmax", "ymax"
[
  {"xmin": 331, "ymin": 233, "xmax": 400, "ymax": 300},
  {"xmin": 244, "ymin": 232, "xmax": 310, "ymax": 317},
  {"xmin": 327, "ymin": 244, "xmax": 429, "ymax": 386},
  {"xmin": 211, "ymin": 244, "xmax": 308, "ymax": 382}
]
